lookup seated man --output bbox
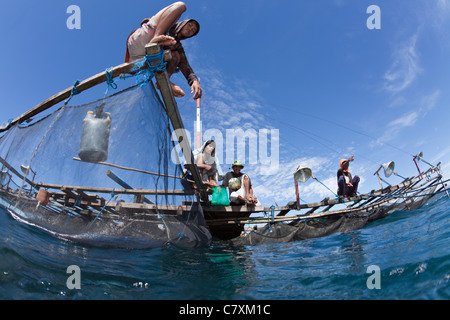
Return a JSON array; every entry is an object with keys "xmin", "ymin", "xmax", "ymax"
[
  {"xmin": 125, "ymin": 1, "xmax": 202, "ymax": 99},
  {"xmin": 337, "ymin": 156, "xmax": 360, "ymax": 198},
  {"xmin": 222, "ymin": 160, "xmax": 258, "ymax": 205}
]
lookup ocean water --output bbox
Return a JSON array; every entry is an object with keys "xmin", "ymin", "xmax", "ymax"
[{"xmin": 0, "ymin": 196, "xmax": 449, "ymax": 300}]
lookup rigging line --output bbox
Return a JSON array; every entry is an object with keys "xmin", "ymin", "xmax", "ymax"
[
  {"xmin": 270, "ymin": 104, "xmax": 414, "ymax": 157},
  {"xmin": 200, "ymin": 96, "xmax": 397, "ymax": 166},
  {"xmin": 198, "ymin": 94, "xmax": 344, "ymax": 156},
  {"xmin": 270, "ymin": 117, "xmax": 341, "ymax": 155},
  {"xmin": 201, "ymin": 93, "xmax": 381, "ymax": 165},
  {"xmin": 268, "ymin": 116, "xmax": 379, "ymax": 166}
]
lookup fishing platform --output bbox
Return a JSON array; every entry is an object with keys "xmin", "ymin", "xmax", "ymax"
[{"xmin": 0, "ymin": 44, "xmax": 448, "ymax": 248}]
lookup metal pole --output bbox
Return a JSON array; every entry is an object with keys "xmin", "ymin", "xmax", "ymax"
[{"xmin": 196, "ymin": 98, "xmax": 201, "ymax": 151}]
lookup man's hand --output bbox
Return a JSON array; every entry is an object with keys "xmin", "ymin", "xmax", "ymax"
[{"xmin": 191, "ymin": 80, "xmax": 202, "ymax": 99}]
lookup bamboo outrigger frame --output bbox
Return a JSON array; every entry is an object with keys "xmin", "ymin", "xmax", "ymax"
[
  {"xmin": 0, "ymin": 44, "xmax": 448, "ymax": 244},
  {"xmin": 1, "ymin": 152, "xmax": 446, "ymax": 241}
]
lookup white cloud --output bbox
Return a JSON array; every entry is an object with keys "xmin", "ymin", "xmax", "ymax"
[
  {"xmin": 431, "ymin": 146, "xmax": 450, "ymax": 165},
  {"xmin": 387, "ymin": 112, "xmax": 418, "ymax": 128},
  {"xmin": 384, "ymin": 33, "xmax": 421, "ymax": 93},
  {"xmin": 374, "ymin": 111, "xmax": 418, "ymax": 145},
  {"xmin": 420, "ymin": 90, "xmax": 440, "ymax": 112},
  {"xmin": 435, "ymin": 0, "xmax": 450, "ymax": 27},
  {"xmin": 440, "ymin": 162, "xmax": 450, "ymax": 181},
  {"xmin": 374, "ymin": 89, "xmax": 440, "ymax": 147},
  {"xmin": 250, "ymin": 156, "xmax": 336, "ymax": 205}
]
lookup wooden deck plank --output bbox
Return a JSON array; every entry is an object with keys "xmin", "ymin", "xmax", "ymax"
[{"xmin": 37, "ymin": 182, "xmax": 193, "ymax": 196}]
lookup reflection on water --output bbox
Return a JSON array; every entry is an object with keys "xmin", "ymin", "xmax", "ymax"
[{"xmin": 1, "ymin": 196, "xmax": 449, "ymax": 299}]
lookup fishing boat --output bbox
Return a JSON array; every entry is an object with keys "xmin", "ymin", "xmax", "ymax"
[{"xmin": 0, "ymin": 44, "xmax": 448, "ymax": 248}]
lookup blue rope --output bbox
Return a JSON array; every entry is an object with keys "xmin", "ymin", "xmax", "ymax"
[
  {"xmin": 88, "ymin": 190, "xmax": 117, "ymax": 230},
  {"xmin": 144, "ymin": 50, "xmax": 167, "ymax": 72},
  {"xmin": 394, "ymin": 172, "xmax": 407, "ymax": 180},
  {"xmin": 270, "ymin": 205, "xmax": 275, "ymax": 224},
  {"xmin": 64, "ymin": 80, "xmax": 81, "ymax": 105},
  {"xmin": 130, "ymin": 49, "xmax": 167, "ymax": 86},
  {"xmin": 104, "ymin": 67, "xmax": 118, "ymax": 96},
  {"xmin": 71, "ymin": 80, "xmax": 80, "ymax": 95},
  {"xmin": 313, "ymin": 176, "xmax": 339, "ymax": 197}
]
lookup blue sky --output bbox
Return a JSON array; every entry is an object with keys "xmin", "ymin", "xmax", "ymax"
[{"xmin": 1, "ymin": 0, "xmax": 450, "ymax": 206}]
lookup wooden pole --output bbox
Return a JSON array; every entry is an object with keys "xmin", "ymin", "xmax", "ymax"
[
  {"xmin": 106, "ymin": 170, "xmax": 153, "ymax": 204},
  {"xmin": 145, "ymin": 43, "xmax": 207, "ymax": 200},
  {"xmin": 294, "ymin": 177, "xmax": 300, "ymax": 210},
  {"xmin": 0, "ymin": 156, "xmax": 36, "ymax": 188},
  {"xmin": 35, "ymin": 183, "xmax": 193, "ymax": 196},
  {"xmin": 374, "ymin": 165, "xmax": 384, "ymax": 190},
  {"xmin": 413, "ymin": 156, "xmax": 423, "ymax": 178},
  {"xmin": 375, "ymin": 172, "xmax": 383, "ymax": 190},
  {"xmin": 73, "ymin": 157, "xmax": 193, "ymax": 182}
]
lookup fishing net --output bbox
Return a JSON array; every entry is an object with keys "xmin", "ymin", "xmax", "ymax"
[
  {"xmin": 232, "ymin": 214, "xmax": 370, "ymax": 246},
  {"xmin": 0, "ymin": 83, "xmax": 211, "ymax": 249},
  {"xmin": 231, "ymin": 182, "xmax": 443, "ymax": 246}
]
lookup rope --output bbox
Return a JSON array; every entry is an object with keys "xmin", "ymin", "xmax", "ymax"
[
  {"xmin": 175, "ymin": 196, "xmax": 196, "ymax": 244},
  {"xmin": 394, "ymin": 172, "xmax": 407, "ymax": 180},
  {"xmin": 144, "ymin": 50, "xmax": 167, "ymax": 72},
  {"xmin": 87, "ymin": 190, "xmax": 118, "ymax": 230},
  {"xmin": 384, "ymin": 187, "xmax": 447, "ymax": 199},
  {"xmin": 129, "ymin": 49, "xmax": 167, "ymax": 86},
  {"xmin": 104, "ymin": 67, "xmax": 118, "ymax": 96},
  {"xmin": 313, "ymin": 176, "xmax": 339, "ymax": 197},
  {"xmin": 65, "ymin": 80, "xmax": 80, "ymax": 104}
]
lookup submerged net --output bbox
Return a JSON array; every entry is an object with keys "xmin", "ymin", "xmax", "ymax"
[
  {"xmin": 0, "ymin": 83, "xmax": 211, "ymax": 248},
  {"xmin": 232, "ymin": 182, "xmax": 443, "ymax": 246}
]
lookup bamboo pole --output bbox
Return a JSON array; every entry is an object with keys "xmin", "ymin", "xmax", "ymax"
[
  {"xmin": 36, "ymin": 182, "xmax": 193, "ymax": 196},
  {"xmin": 0, "ymin": 53, "xmax": 171, "ymax": 133},
  {"xmin": 73, "ymin": 157, "xmax": 193, "ymax": 182},
  {"xmin": 145, "ymin": 43, "xmax": 207, "ymax": 200}
]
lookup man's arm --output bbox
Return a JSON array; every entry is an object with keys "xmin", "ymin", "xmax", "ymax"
[{"xmin": 172, "ymin": 44, "xmax": 202, "ymax": 99}]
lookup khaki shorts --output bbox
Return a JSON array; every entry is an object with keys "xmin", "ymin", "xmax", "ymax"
[{"xmin": 127, "ymin": 18, "xmax": 157, "ymax": 62}]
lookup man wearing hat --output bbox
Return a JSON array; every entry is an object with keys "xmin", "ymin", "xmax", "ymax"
[
  {"xmin": 337, "ymin": 156, "xmax": 360, "ymax": 197},
  {"xmin": 125, "ymin": 2, "xmax": 202, "ymax": 99},
  {"xmin": 222, "ymin": 160, "xmax": 258, "ymax": 205}
]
